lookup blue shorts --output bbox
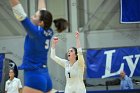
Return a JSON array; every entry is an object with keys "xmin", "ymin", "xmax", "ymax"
[{"xmin": 24, "ymin": 68, "xmax": 52, "ymax": 92}]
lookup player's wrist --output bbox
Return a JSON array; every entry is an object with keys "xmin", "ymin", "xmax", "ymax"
[{"xmin": 12, "ymin": 3, "xmax": 27, "ymax": 21}]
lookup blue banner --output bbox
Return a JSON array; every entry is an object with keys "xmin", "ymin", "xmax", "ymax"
[
  {"xmin": 86, "ymin": 47, "xmax": 140, "ymax": 78},
  {"xmin": 0, "ymin": 53, "xmax": 5, "ymax": 82},
  {"xmin": 121, "ymin": 0, "xmax": 140, "ymax": 23}
]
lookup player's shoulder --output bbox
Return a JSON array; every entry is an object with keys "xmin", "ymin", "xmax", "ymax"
[
  {"xmin": 14, "ymin": 78, "xmax": 21, "ymax": 81},
  {"xmin": 6, "ymin": 79, "xmax": 10, "ymax": 84}
]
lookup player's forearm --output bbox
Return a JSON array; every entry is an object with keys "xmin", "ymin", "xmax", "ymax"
[
  {"xmin": 50, "ymin": 48, "xmax": 66, "ymax": 67},
  {"xmin": 9, "ymin": 0, "xmax": 20, "ymax": 7},
  {"xmin": 51, "ymin": 42, "xmax": 56, "ymax": 49},
  {"xmin": 76, "ymin": 38, "xmax": 81, "ymax": 49},
  {"xmin": 38, "ymin": 0, "xmax": 46, "ymax": 10},
  {"xmin": 10, "ymin": 2, "xmax": 27, "ymax": 21}
]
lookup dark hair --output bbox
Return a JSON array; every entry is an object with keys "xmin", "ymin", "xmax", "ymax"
[
  {"xmin": 53, "ymin": 18, "xmax": 69, "ymax": 33},
  {"xmin": 9, "ymin": 59, "xmax": 18, "ymax": 78},
  {"xmin": 71, "ymin": 47, "xmax": 78, "ymax": 60},
  {"xmin": 39, "ymin": 10, "xmax": 53, "ymax": 30},
  {"xmin": 39, "ymin": 10, "xmax": 68, "ymax": 32}
]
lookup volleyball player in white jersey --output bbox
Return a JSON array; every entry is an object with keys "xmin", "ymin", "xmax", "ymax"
[{"xmin": 50, "ymin": 31, "xmax": 86, "ymax": 93}]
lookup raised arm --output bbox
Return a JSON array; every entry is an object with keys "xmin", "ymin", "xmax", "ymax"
[
  {"xmin": 9, "ymin": 0, "xmax": 46, "ymax": 37},
  {"xmin": 75, "ymin": 31, "xmax": 85, "ymax": 69},
  {"xmin": 50, "ymin": 37, "xmax": 67, "ymax": 68},
  {"xmin": 38, "ymin": 0, "xmax": 46, "ymax": 10},
  {"xmin": 9, "ymin": 0, "xmax": 27, "ymax": 21}
]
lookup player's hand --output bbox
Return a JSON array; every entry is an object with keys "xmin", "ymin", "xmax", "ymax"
[
  {"xmin": 75, "ymin": 31, "xmax": 79, "ymax": 39},
  {"xmin": 52, "ymin": 37, "xmax": 59, "ymax": 48},
  {"xmin": 53, "ymin": 37, "xmax": 59, "ymax": 44},
  {"xmin": 53, "ymin": 36, "xmax": 58, "ymax": 42}
]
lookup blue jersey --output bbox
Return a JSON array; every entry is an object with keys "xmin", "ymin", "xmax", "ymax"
[{"xmin": 18, "ymin": 17, "xmax": 53, "ymax": 70}]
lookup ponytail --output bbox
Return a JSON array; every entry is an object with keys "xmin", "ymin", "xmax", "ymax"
[
  {"xmin": 39, "ymin": 9, "xmax": 68, "ymax": 32},
  {"xmin": 53, "ymin": 18, "xmax": 69, "ymax": 33}
]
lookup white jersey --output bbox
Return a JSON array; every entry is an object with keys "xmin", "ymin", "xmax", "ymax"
[
  {"xmin": 5, "ymin": 78, "xmax": 22, "ymax": 93},
  {"xmin": 51, "ymin": 48, "xmax": 86, "ymax": 93}
]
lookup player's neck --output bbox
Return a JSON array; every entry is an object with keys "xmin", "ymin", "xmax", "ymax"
[
  {"xmin": 69, "ymin": 59, "xmax": 76, "ymax": 66},
  {"xmin": 10, "ymin": 77, "xmax": 14, "ymax": 81}
]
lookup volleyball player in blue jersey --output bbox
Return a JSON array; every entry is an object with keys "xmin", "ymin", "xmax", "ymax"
[{"xmin": 9, "ymin": 0, "xmax": 68, "ymax": 93}]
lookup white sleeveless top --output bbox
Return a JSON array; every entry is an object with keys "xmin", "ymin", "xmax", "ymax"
[{"xmin": 51, "ymin": 48, "xmax": 86, "ymax": 93}]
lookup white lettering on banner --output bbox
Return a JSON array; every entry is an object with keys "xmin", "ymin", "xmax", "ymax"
[
  {"xmin": 102, "ymin": 50, "xmax": 124, "ymax": 78},
  {"xmin": 123, "ymin": 54, "xmax": 140, "ymax": 77}
]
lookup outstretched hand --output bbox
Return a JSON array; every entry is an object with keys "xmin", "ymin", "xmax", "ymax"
[
  {"xmin": 75, "ymin": 31, "xmax": 79, "ymax": 39},
  {"xmin": 52, "ymin": 37, "xmax": 59, "ymax": 48},
  {"xmin": 9, "ymin": 0, "xmax": 20, "ymax": 7},
  {"xmin": 75, "ymin": 31, "xmax": 81, "ymax": 48}
]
